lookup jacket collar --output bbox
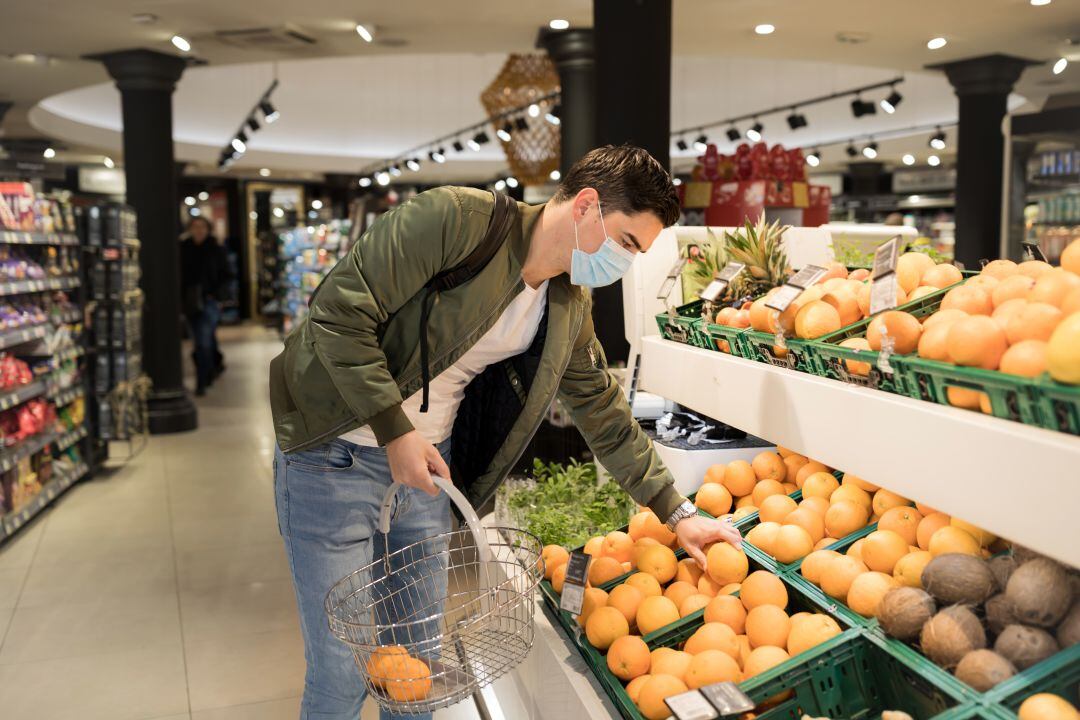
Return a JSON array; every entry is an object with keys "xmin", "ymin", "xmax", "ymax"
[{"xmin": 510, "ymin": 201, "xmax": 546, "ymax": 271}]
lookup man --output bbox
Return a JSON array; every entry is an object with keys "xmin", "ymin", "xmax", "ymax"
[
  {"xmin": 180, "ymin": 216, "xmax": 228, "ymax": 395},
  {"xmin": 269, "ymin": 145, "xmax": 742, "ymax": 719}
]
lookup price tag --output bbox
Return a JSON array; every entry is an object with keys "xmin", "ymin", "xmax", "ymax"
[
  {"xmin": 700, "ymin": 682, "xmax": 755, "ymax": 716},
  {"xmin": 699, "ymin": 262, "xmax": 746, "ymax": 303},
  {"xmin": 1022, "ymin": 240, "xmax": 1048, "ymax": 262},
  {"xmin": 869, "ymin": 272, "xmax": 899, "ymax": 315},
  {"xmin": 872, "ymin": 235, "xmax": 901, "ymax": 280},
  {"xmin": 558, "ymin": 551, "xmax": 591, "ymax": 615},
  {"xmin": 664, "ymin": 690, "xmax": 719, "ymax": 720},
  {"xmin": 657, "ymin": 258, "xmax": 688, "ymax": 300},
  {"xmin": 786, "ymin": 264, "xmax": 828, "ymax": 290},
  {"xmin": 764, "ymin": 265, "xmax": 827, "ymax": 313}
]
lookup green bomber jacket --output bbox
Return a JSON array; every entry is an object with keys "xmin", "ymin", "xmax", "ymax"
[{"xmin": 268, "ymin": 186, "xmax": 685, "ymax": 520}]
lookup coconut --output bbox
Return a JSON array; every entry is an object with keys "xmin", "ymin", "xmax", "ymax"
[
  {"xmin": 987, "ymin": 555, "xmax": 1017, "ymax": 592},
  {"xmin": 1006, "ymin": 559, "xmax": 1074, "ymax": 628},
  {"xmin": 1011, "ymin": 545, "xmax": 1048, "ymax": 565},
  {"xmin": 994, "ymin": 624, "xmax": 1060, "ymax": 670},
  {"xmin": 920, "ymin": 606, "xmax": 986, "ymax": 669},
  {"xmin": 954, "ymin": 649, "xmax": 1016, "ymax": 691},
  {"xmin": 985, "ymin": 594, "xmax": 1018, "ymax": 637},
  {"xmin": 1055, "ymin": 602, "xmax": 1080, "ymax": 648},
  {"xmin": 922, "ymin": 554, "xmax": 996, "ymax": 606},
  {"xmin": 879, "ymin": 587, "xmax": 936, "ymax": 641}
]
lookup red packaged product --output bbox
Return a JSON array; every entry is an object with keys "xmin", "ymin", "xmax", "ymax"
[
  {"xmin": 788, "ymin": 148, "xmax": 807, "ymax": 181},
  {"xmin": 769, "ymin": 144, "xmax": 791, "ymax": 182}
]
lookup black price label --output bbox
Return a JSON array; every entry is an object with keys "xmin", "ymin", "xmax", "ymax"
[
  {"xmin": 657, "ymin": 258, "xmax": 688, "ymax": 300},
  {"xmin": 872, "ymin": 235, "xmax": 901, "ymax": 279},
  {"xmin": 786, "ymin": 264, "xmax": 828, "ymax": 290},
  {"xmin": 700, "ymin": 682, "xmax": 755, "ymax": 716},
  {"xmin": 1022, "ymin": 240, "xmax": 1048, "ymax": 263},
  {"xmin": 698, "ymin": 262, "xmax": 746, "ymax": 303},
  {"xmin": 664, "ymin": 690, "xmax": 719, "ymax": 720},
  {"xmin": 558, "ymin": 551, "xmax": 591, "ymax": 615},
  {"xmin": 764, "ymin": 284, "xmax": 802, "ymax": 313}
]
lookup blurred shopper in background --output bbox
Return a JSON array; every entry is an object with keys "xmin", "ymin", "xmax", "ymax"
[{"xmin": 181, "ymin": 216, "xmax": 230, "ymax": 395}]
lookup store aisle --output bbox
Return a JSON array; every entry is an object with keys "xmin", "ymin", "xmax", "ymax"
[{"xmin": 0, "ymin": 326, "xmax": 479, "ymax": 720}]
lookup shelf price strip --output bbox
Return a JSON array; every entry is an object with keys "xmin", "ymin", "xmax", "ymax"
[
  {"xmin": 0, "ymin": 380, "xmax": 46, "ymax": 412},
  {"xmin": 0, "ymin": 324, "xmax": 48, "ymax": 352},
  {"xmin": 0, "ymin": 230, "xmax": 79, "ymax": 247},
  {"xmin": 0, "ymin": 430, "xmax": 57, "ymax": 473}
]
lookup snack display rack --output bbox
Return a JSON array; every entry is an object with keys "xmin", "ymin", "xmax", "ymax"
[
  {"xmin": 277, "ymin": 220, "xmax": 351, "ymax": 335},
  {"xmin": 0, "ymin": 183, "xmax": 92, "ymax": 542},
  {"xmin": 83, "ymin": 203, "xmax": 148, "ymax": 459}
]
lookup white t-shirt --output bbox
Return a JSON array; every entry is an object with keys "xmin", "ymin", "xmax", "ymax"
[{"xmin": 342, "ymin": 280, "xmax": 549, "ymax": 447}]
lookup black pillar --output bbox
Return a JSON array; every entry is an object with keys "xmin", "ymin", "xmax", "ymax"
[
  {"xmin": 928, "ymin": 54, "xmax": 1037, "ymax": 268},
  {"xmin": 94, "ymin": 49, "xmax": 197, "ymax": 434},
  {"xmin": 538, "ymin": 29, "xmax": 596, "ymax": 175}
]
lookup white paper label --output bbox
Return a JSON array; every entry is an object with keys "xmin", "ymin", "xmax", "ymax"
[
  {"xmin": 665, "ymin": 690, "xmax": 719, "ymax": 720},
  {"xmin": 869, "ymin": 273, "xmax": 899, "ymax": 315}
]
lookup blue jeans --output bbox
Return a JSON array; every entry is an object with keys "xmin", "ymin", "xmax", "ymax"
[
  {"xmin": 190, "ymin": 297, "xmax": 220, "ymax": 389},
  {"xmin": 274, "ymin": 437, "xmax": 451, "ymax": 720}
]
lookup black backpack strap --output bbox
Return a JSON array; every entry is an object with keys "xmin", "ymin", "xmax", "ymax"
[{"xmin": 419, "ymin": 191, "xmax": 518, "ymax": 412}]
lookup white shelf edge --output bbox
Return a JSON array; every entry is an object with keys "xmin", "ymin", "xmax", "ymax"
[{"xmin": 639, "ymin": 336, "xmax": 1080, "ymax": 568}]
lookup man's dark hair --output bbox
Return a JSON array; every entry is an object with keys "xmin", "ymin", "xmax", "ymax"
[
  {"xmin": 187, "ymin": 216, "xmax": 212, "ymax": 232},
  {"xmin": 554, "ymin": 145, "xmax": 680, "ymax": 227}
]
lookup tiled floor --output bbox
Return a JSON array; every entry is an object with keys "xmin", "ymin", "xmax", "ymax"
[{"xmin": 0, "ymin": 326, "xmax": 482, "ymax": 720}]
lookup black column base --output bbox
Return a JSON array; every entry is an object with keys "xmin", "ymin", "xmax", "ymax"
[{"xmin": 147, "ymin": 388, "xmax": 198, "ymax": 434}]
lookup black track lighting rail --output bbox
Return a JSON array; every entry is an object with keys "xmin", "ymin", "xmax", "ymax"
[{"xmin": 217, "ymin": 80, "xmax": 279, "ymax": 170}]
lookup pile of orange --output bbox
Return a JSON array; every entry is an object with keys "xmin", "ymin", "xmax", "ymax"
[
  {"xmin": 801, "ymin": 483, "xmax": 1002, "ymax": 618},
  {"xmin": 365, "ymin": 646, "xmax": 433, "ymax": 702},
  {"xmin": 596, "ymin": 567, "xmax": 842, "ymax": 719},
  {"xmin": 695, "ymin": 448, "xmax": 831, "ymax": 523}
]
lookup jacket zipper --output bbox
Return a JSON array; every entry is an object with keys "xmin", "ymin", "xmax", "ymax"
[
  {"xmin": 282, "ymin": 278, "xmax": 524, "ymax": 453},
  {"xmin": 471, "ymin": 304, "xmax": 586, "ymax": 512}
]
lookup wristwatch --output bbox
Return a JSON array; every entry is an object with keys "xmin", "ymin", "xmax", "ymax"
[{"xmin": 666, "ymin": 500, "xmax": 697, "ymax": 532}]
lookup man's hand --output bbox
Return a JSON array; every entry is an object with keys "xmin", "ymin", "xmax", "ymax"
[
  {"xmin": 675, "ymin": 515, "xmax": 743, "ymax": 570},
  {"xmin": 385, "ymin": 431, "xmax": 450, "ymax": 496}
]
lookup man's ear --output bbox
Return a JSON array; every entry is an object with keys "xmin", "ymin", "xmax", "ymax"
[{"xmin": 572, "ymin": 188, "xmax": 599, "ymax": 221}]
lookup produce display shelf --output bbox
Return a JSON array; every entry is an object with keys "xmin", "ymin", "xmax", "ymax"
[
  {"xmin": 0, "ymin": 461, "xmax": 88, "ymax": 541},
  {"xmin": 0, "ymin": 430, "xmax": 57, "ymax": 472},
  {"xmin": 992, "ymin": 643, "xmax": 1080, "ymax": 715},
  {"xmin": 0, "ymin": 229, "xmax": 80, "ymax": 247},
  {"xmin": 739, "ymin": 329, "xmax": 818, "ymax": 373},
  {"xmin": 0, "ymin": 379, "xmax": 47, "ymax": 412},
  {"xmin": 0, "ymin": 323, "xmax": 48, "ymax": 351},
  {"xmin": 639, "ymin": 336, "xmax": 1080, "ymax": 567},
  {"xmin": 1032, "ymin": 375, "xmax": 1080, "ymax": 435},
  {"xmin": 897, "ymin": 355, "xmax": 1044, "ymax": 428},
  {"xmin": 0, "ymin": 275, "xmax": 80, "ymax": 297},
  {"xmin": 55, "ymin": 425, "xmax": 88, "ymax": 452},
  {"xmin": 49, "ymin": 384, "xmax": 84, "ymax": 408}
]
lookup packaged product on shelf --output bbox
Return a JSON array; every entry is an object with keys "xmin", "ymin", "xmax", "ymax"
[{"xmin": 278, "ymin": 220, "xmax": 351, "ymax": 334}]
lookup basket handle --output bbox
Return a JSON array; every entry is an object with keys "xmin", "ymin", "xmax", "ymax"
[{"xmin": 378, "ymin": 474, "xmax": 494, "ymax": 565}]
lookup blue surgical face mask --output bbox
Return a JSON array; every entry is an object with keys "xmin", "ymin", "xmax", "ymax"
[{"xmin": 570, "ymin": 200, "xmax": 635, "ymax": 288}]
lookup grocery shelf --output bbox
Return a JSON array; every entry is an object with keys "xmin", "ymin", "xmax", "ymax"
[
  {"xmin": 0, "ymin": 323, "xmax": 48, "ymax": 351},
  {"xmin": 0, "ymin": 275, "xmax": 80, "ymax": 297},
  {"xmin": 0, "ymin": 429, "xmax": 58, "ymax": 473},
  {"xmin": 55, "ymin": 425, "xmax": 88, "ymax": 452},
  {"xmin": 0, "ymin": 461, "xmax": 88, "ymax": 541},
  {"xmin": 0, "ymin": 379, "xmax": 47, "ymax": 412},
  {"xmin": 0, "ymin": 229, "xmax": 80, "ymax": 247},
  {"xmin": 639, "ymin": 336, "xmax": 1080, "ymax": 567},
  {"xmin": 50, "ymin": 384, "xmax": 84, "ymax": 407}
]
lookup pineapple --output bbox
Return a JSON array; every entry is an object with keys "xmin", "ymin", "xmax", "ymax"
[{"xmin": 723, "ymin": 212, "xmax": 791, "ymax": 301}]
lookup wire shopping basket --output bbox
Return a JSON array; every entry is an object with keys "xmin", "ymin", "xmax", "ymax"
[{"xmin": 325, "ymin": 475, "xmax": 544, "ymax": 716}]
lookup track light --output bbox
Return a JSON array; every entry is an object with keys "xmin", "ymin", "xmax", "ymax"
[
  {"xmin": 550, "ymin": 170, "xmax": 561, "ymax": 181},
  {"xmin": 388, "ymin": 165, "xmax": 402, "ymax": 177},
  {"xmin": 514, "ymin": 116, "xmax": 529, "ymax": 132},
  {"xmin": 355, "ymin": 24, "xmax": 374, "ymax": 42},
  {"xmin": 694, "ymin": 134, "xmax": 708, "ymax": 152},
  {"xmin": 494, "ymin": 179, "xmax": 506, "ymax": 191},
  {"xmin": 497, "ymin": 123, "xmax": 513, "ymax": 142},
  {"xmin": 902, "ymin": 154, "xmax": 916, "ymax": 166},
  {"xmin": 406, "ymin": 158, "xmax": 420, "ymax": 171},
  {"xmin": 1053, "ymin": 57, "xmax": 1068, "ymax": 75},
  {"xmin": 726, "ymin": 127, "xmax": 741, "ymax": 142},
  {"xmin": 473, "ymin": 130, "xmax": 490, "ymax": 147},
  {"xmin": 676, "ymin": 138, "xmax": 688, "ymax": 151},
  {"xmin": 506, "ymin": 177, "xmax": 519, "ymax": 188},
  {"xmin": 260, "ymin": 100, "xmax": 279, "ymax": 123},
  {"xmin": 929, "ymin": 128, "xmax": 946, "ymax": 150},
  {"xmin": 528, "ymin": 103, "xmax": 540, "ymax": 118},
  {"xmin": 862, "ymin": 141, "xmax": 879, "ymax": 159},
  {"xmin": 231, "ymin": 137, "xmax": 247, "ymax": 153},
  {"xmin": 103, "ymin": 156, "xmax": 114, "ymax": 168},
  {"xmin": 846, "ymin": 143, "xmax": 858, "ymax": 158},
  {"xmin": 746, "ymin": 121, "xmax": 763, "ymax": 142},
  {"xmin": 806, "ymin": 150, "xmax": 820, "ymax": 167},
  {"xmin": 786, "ymin": 110, "xmax": 807, "ymax": 130},
  {"xmin": 851, "ymin": 97, "xmax": 876, "ymax": 117},
  {"xmin": 376, "ymin": 170, "xmax": 390, "ymax": 186},
  {"xmin": 880, "ymin": 88, "xmax": 903, "ymax": 114},
  {"xmin": 171, "ymin": 35, "xmax": 191, "ymax": 52},
  {"xmin": 359, "ymin": 176, "xmax": 373, "ymax": 187},
  {"xmin": 927, "ymin": 154, "xmax": 941, "ymax": 167},
  {"xmin": 247, "ymin": 116, "xmax": 260, "ymax": 132},
  {"xmin": 452, "ymin": 140, "xmax": 465, "ymax": 153},
  {"xmin": 545, "ymin": 106, "xmax": 561, "ymax": 125},
  {"xmin": 430, "ymin": 148, "xmax": 446, "ymax": 163}
]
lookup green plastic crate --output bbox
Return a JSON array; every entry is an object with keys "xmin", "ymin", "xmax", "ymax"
[
  {"xmin": 930, "ymin": 703, "xmax": 1016, "ymax": 720},
  {"xmin": 655, "ymin": 300, "xmax": 710, "ymax": 348},
  {"xmin": 740, "ymin": 329, "xmax": 819, "ymax": 373},
  {"xmin": 739, "ymin": 628, "xmax": 967, "ymax": 720},
  {"xmin": 1032, "ymin": 375, "xmax": 1080, "ymax": 436},
  {"xmin": 807, "ymin": 284, "xmax": 955, "ymax": 395},
  {"xmin": 896, "ymin": 355, "xmax": 1043, "ymax": 427},
  {"xmin": 703, "ymin": 320, "xmax": 751, "ymax": 357},
  {"xmin": 991, "ymin": 643, "xmax": 1080, "ymax": 713}
]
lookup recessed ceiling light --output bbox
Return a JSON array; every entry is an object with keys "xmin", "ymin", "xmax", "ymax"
[
  {"xmin": 358, "ymin": 177, "xmax": 372, "ymax": 187},
  {"xmin": 755, "ymin": 24, "xmax": 775, "ymax": 35},
  {"xmin": 184, "ymin": 196, "xmax": 196, "ymax": 206},
  {"xmin": 355, "ymin": 24, "xmax": 374, "ymax": 42},
  {"xmin": 927, "ymin": 154, "xmax": 941, "ymax": 166},
  {"xmin": 197, "ymin": 191, "xmax": 209, "ymax": 201},
  {"xmin": 171, "ymin": 35, "xmax": 191, "ymax": 52},
  {"xmin": 272, "ymin": 207, "xmax": 285, "ymax": 218},
  {"xmin": 43, "ymin": 147, "xmax": 55, "ymax": 159},
  {"xmin": 902, "ymin": 154, "xmax": 916, "ymax": 166},
  {"xmin": 549, "ymin": 19, "xmax": 570, "ymax": 30},
  {"xmin": 549, "ymin": 170, "xmax": 561, "ymax": 181},
  {"xmin": 1030, "ymin": 0, "xmax": 1051, "ymax": 5},
  {"xmin": 927, "ymin": 37, "xmax": 947, "ymax": 50},
  {"xmin": 259, "ymin": 168, "xmax": 271, "ymax": 177},
  {"xmin": 1053, "ymin": 57, "xmax": 1068, "ymax": 74},
  {"xmin": 311, "ymin": 199, "xmax": 323, "ymax": 210}
]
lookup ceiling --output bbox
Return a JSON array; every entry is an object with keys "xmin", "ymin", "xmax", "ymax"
[{"xmin": 3, "ymin": 0, "xmax": 1079, "ymax": 180}]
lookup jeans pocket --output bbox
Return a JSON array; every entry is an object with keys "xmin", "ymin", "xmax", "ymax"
[{"xmin": 285, "ymin": 441, "xmax": 356, "ymax": 471}]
